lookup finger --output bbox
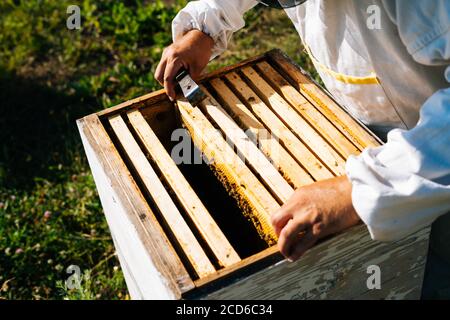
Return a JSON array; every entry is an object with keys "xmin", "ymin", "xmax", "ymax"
[
  {"xmin": 271, "ymin": 207, "xmax": 293, "ymax": 237},
  {"xmin": 164, "ymin": 59, "xmax": 183, "ymax": 101},
  {"xmin": 155, "ymin": 58, "xmax": 167, "ymax": 86},
  {"xmin": 277, "ymin": 218, "xmax": 309, "ymax": 258},
  {"xmin": 287, "ymin": 231, "xmax": 317, "ymax": 262}
]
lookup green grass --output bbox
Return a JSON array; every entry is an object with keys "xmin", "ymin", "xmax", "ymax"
[{"xmin": 0, "ymin": 0, "xmax": 317, "ymax": 300}]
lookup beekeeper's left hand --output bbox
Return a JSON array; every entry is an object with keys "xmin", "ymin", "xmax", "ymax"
[{"xmin": 271, "ymin": 176, "xmax": 360, "ymax": 262}]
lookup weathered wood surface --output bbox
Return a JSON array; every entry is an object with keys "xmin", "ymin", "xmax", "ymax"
[
  {"xmin": 198, "ymin": 89, "xmax": 294, "ymax": 204},
  {"xmin": 256, "ymin": 61, "xmax": 361, "ymax": 158},
  {"xmin": 210, "ymin": 78, "xmax": 314, "ymax": 188},
  {"xmin": 225, "ymin": 72, "xmax": 334, "ymax": 181},
  {"xmin": 268, "ymin": 50, "xmax": 380, "ymax": 149},
  {"xmin": 138, "ymin": 100, "xmax": 177, "ymax": 143},
  {"xmin": 78, "ymin": 49, "xmax": 429, "ymax": 300},
  {"xmin": 94, "ymin": 52, "xmax": 269, "ymax": 119},
  {"xmin": 110, "ymin": 234, "xmax": 142, "ymax": 299},
  {"xmin": 241, "ymin": 66, "xmax": 346, "ymax": 175},
  {"xmin": 177, "ymin": 99, "xmax": 280, "ymax": 244},
  {"xmin": 203, "ymin": 225, "xmax": 430, "ymax": 300},
  {"xmin": 127, "ymin": 110, "xmax": 241, "ymax": 268},
  {"xmin": 192, "ymin": 246, "xmax": 280, "ymax": 290},
  {"xmin": 109, "ymin": 114, "xmax": 216, "ymax": 278},
  {"xmin": 77, "ymin": 115, "xmax": 193, "ymax": 299},
  {"xmin": 96, "ymin": 89, "xmax": 168, "ymax": 118}
]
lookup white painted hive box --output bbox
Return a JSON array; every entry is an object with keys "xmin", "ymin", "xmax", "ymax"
[{"xmin": 77, "ymin": 50, "xmax": 430, "ymax": 300}]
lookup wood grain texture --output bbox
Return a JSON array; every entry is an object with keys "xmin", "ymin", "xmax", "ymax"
[
  {"xmin": 79, "ymin": 50, "xmax": 428, "ymax": 300},
  {"xmin": 108, "ymin": 115, "xmax": 216, "ymax": 278},
  {"xmin": 198, "ymin": 89, "xmax": 295, "ymax": 204},
  {"xmin": 192, "ymin": 246, "xmax": 280, "ymax": 291},
  {"xmin": 77, "ymin": 115, "xmax": 193, "ymax": 298},
  {"xmin": 209, "ymin": 78, "xmax": 314, "ymax": 188},
  {"xmin": 225, "ymin": 71, "xmax": 334, "ymax": 181},
  {"xmin": 256, "ymin": 61, "xmax": 361, "ymax": 158},
  {"xmin": 268, "ymin": 50, "xmax": 380, "ymax": 149},
  {"xmin": 94, "ymin": 52, "xmax": 269, "ymax": 119},
  {"xmin": 203, "ymin": 225, "xmax": 430, "ymax": 300},
  {"xmin": 127, "ymin": 110, "xmax": 241, "ymax": 268},
  {"xmin": 177, "ymin": 99, "xmax": 280, "ymax": 244},
  {"xmin": 241, "ymin": 66, "xmax": 346, "ymax": 175},
  {"xmin": 198, "ymin": 53, "xmax": 267, "ymax": 82},
  {"xmin": 97, "ymin": 89, "xmax": 168, "ymax": 118},
  {"xmin": 138, "ymin": 100, "xmax": 177, "ymax": 143}
]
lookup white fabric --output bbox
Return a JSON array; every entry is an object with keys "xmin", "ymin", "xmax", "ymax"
[
  {"xmin": 171, "ymin": 0, "xmax": 450, "ymax": 241},
  {"xmin": 172, "ymin": 0, "xmax": 259, "ymax": 59}
]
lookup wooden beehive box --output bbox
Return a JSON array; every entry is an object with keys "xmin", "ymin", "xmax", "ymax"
[{"xmin": 77, "ymin": 50, "xmax": 430, "ymax": 300}]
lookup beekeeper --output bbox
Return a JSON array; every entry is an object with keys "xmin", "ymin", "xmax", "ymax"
[{"xmin": 155, "ymin": 0, "xmax": 450, "ymax": 298}]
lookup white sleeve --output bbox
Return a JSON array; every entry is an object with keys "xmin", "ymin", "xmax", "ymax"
[
  {"xmin": 171, "ymin": 0, "xmax": 258, "ymax": 59},
  {"xmin": 347, "ymin": 1, "xmax": 450, "ymax": 241},
  {"xmin": 347, "ymin": 86, "xmax": 450, "ymax": 241}
]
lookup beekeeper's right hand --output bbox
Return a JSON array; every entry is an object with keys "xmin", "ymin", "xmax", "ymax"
[{"xmin": 155, "ymin": 30, "xmax": 214, "ymax": 101}]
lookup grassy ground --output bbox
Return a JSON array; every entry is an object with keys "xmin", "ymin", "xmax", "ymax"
[{"xmin": 0, "ymin": 0, "xmax": 316, "ymax": 300}]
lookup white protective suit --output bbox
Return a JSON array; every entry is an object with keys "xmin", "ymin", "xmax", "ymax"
[{"xmin": 171, "ymin": 0, "xmax": 450, "ymax": 242}]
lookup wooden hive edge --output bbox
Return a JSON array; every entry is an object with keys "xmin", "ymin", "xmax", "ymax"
[
  {"xmin": 77, "ymin": 49, "xmax": 394, "ymax": 299},
  {"xmin": 176, "ymin": 99, "xmax": 280, "ymax": 244},
  {"xmin": 254, "ymin": 60, "xmax": 361, "ymax": 158},
  {"xmin": 126, "ymin": 109, "xmax": 241, "ymax": 268},
  {"xmin": 184, "ymin": 245, "xmax": 282, "ymax": 299},
  {"xmin": 239, "ymin": 65, "xmax": 347, "ymax": 175},
  {"xmin": 207, "ymin": 77, "xmax": 315, "ymax": 188},
  {"xmin": 92, "ymin": 51, "xmax": 271, "ymax": 121},
  {"xmin": 223, "ymin": 71, "xmax": 335, "ymax": 181},
  {"xmin": 266, "ymin": 49, "xmax": 383, "ymax": 147},
  {"xmin": 107, "ymin": 114, "xmax": 217, "ymax": 279},
  {"xmin": 200, "ymin": 224, "xmax": 430, "ymax": 300},
  {"xmin": 197, "ymin": 88, "xmax": 295, "ymax": 204},
  {"xmin": 77, "ymin": 114, "xmax": 195, "ymax": 298}
]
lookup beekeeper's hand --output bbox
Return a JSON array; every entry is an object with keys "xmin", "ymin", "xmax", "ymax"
[
  {"xmin": 155, "ymin": 30, "xmax": 214, "ymax": 101},
  {"xmin": 271, "ymin": 176, "xmax": 360, "ymax": 262}
]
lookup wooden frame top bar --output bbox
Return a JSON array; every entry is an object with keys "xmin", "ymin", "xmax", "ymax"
[{"xmin": 79, "ymin": 49, "xmax": 384, "ymax": 298}]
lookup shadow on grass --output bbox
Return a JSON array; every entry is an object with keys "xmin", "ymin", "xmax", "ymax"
[{"xmin": 0, "ymin": 69, "xmax": 98, "ymax": 189}]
